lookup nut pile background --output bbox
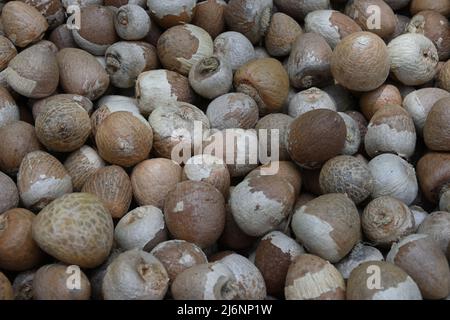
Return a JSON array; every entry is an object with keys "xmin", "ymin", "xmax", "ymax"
[{"xmin": 0, "ymin": 0, "xmax": 450, "ymax": 301}]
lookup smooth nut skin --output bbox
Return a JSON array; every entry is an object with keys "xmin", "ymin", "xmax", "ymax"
[
  {"xmin": 331, "ymin": 32, "xmax": 390, "ymax": 92},
  {"xmin": 33, "ymin": 264, "xmax": 91, "ymax": 300},
  {"xmin": 387, "ymin": 234, "xmax": 450, "ymax": 300},
  {"xmin": 254, "ymin": 231, "xmax": 304, "ymax": 297},
  {"xmin": 0, "ymin": 272, "xmax": 14, "ymax": 300},
  {"xmin": 359, "ymin": 84, "xmax": 402, "ymax": 121},
  {"xmin": 0, "ymin": 171, "xmax": 19, "ymax": 214},
  {"xmin": 347, "ymin": 261, "xmax": 422, "ymax": 300},
  {"xmin": 291, "ymin": 193, "xmax": 361, "ymax": 263},
  {"xmin": 285, "ymin": 254, "xmax": 346, "ymax": 300},
  {"xmin": 319, "ymin": 155, "xmax": 374, "ymax": 205},
  {"xmin": 287, "ymin": 109, "xmax": 347, "ymax": 170},
  {"xmin": 95, "ymin": 111, "xmax": 153, "ymax": 168},
  {"xmin": 274, "ymin": 0, "xmax": 330, "ymax": 21},
  {"xmin": 416, "ymin": 152, "xmax": 450, "ymax": 204},
  {"xmin": 362, "ymin": 196, "xmax": 415, "ymax": 247},
  {"xmin": 36, "ymin": 101, "xmax": 91, "ymax": 153},
  {"xmin": 0, "ymin": 208, "xmax": 44, "ymax": 271},
  {"xmin": 131, "ymin": 158, "xmax": 182, "ymax": 209},
  {"xmin": 32, "ymin": 193, "xmax": 114, "ymax": 268},
  {"xmin": 1, "ymin": 1, "xmax": 48, "ymax": 48},
  {"xmin": 192, "ymin": 0, "xmax": 227, "ymax": 39},
  {"xmin": 164, "ymin": 181, "xmax": 226, "ymax": 249},
  {"xmin": 265, "ymin": 12, "xmax": 302, "ymax": 57},
  {"xmin": 81, "ymin": 165, "xmax": 132, "ymax": 219},
  {"xmin": 424, "ymin": 98, "xmax": 450, "ymax": 152}
]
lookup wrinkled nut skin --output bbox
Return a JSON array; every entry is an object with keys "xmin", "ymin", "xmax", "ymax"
[
  {"xmin": 0, "ymin": 208, "xmax": 45, "ymax": 271},
  {"xmin": 287, "ymin": 109, "xmax": 347, "ymax": 170},
  {"xmin": 147, "ymin": 0, "xmax": 197, "ymax": 29},
  {"xmin": 33, "ymin": 264, "xmax": 91, "ymax": 300},
  {"xmin": 32, "ymin": 193, "xmax": 114, "ymax": 268},
  {"xmin": 347, "ymin": 261, "xmax": 422, "ymax": 300},
  {"xmin": 285, "ymin": 254, "xmax": 346, "ymax": 300},
  {"xmin": 331, "ymin": 32, "xmax": 390, "ymax": 92},
  {"xmin": 164, "ymin": 181, "xmax": 226, "ymax": 249}
]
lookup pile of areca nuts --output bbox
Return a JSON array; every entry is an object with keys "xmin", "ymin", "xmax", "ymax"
[{"xmin": 0, "ymin": 0, "xmax": 450, "ymax": 301}]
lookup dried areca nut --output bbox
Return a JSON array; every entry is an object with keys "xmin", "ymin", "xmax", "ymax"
[
  {"xmin": 164, "ymin": 181, "xmax": 226, "ymax": 248},
  {"xmin": 216, "ymin": 253, "xmax": 266, "ymax": 300},
  {"xmin": 0, "ymin": 208, "xmax": 44, "ymax": 271},
  {"xmin": 1, "ymin": 1, "xmax": 48, "ymax": 48},
  {"xmin": 33, "ymin": 94, "xmax": 93, "ymax": 120},
  {"xmin": 304, "ymin": 10, "xmax": 362, "ymax": 49},
  {"xmin": 151, "ymin": 240, "xmax": 207, "ymax": 284},
  {"xmin": 387, "ymin": 234, "xmax": 450, "ymax": 300},
  {"xmin": 22, "ymin": 0, "xmax": 65, "ymax": 30},
  {"xmin": 49, "ymin": 24, "xmax": 77, "ymax": 50},
  {"xmin": 72, "ymin": 5, "xmax": 118, "ymax": 55},
  {"xmin": 17, "ymin": 151, "xmax": 73, "ymax": 211},
  {"xmin": 403, "ymin": 88, "xmax": 450, "ymax": 134},
  {"xmin": 136, "ymin": 69, "xmax": 194, "ymax": 116},
  {"xmin": 359, "ymin": 84, "xmax": 402, "ymax": 121},
  {"xmin": 274, "ymin": 0, "xmax": 330, "ymax": 21},
  {"xmin": 213, "ymin": 31, "xmax": 255, "ymax": 71},
  {"xmin": 32, "ymin": 193, "xmax": 114, "ymax": 268},
  {"xmin": 192, "ymin": 0, "xmax": 227, "ymax": 39},
  {"xmin": 95, "ymin": 111, "xmax": 153, "ymax": 167},
  {"xmin": 331, "ymin": 32, "xmax": 390, "ymax": 92},
  {"xmin": 230, "ymin": 175, "xmax": 295, "ymax": 237},
  {"xmin": 171, "ymin": 262, "xmax": 239, "ymax": 300},
  {"xmin": 362, "ymin": 196, "xmax": 415, "ymax": 247},
  {"xmin": 386, "ymin": 14, "xmax": 410, "ymax": 43},
  {"xmin": 285, "ymin": 254, "xmax": 346, "ymax": 300},
  {"xmin": 149, "ymin": 102, "xmax": 209, "ymax": 159},
  {"xmin": 5, "ymin": 43, "xmax": 58, "ymax": 98},
  {"xmin": 157, "ymin": 24, "xmax": 213, "ymax": 76},
  {"xmin": 287, "ymin": 33, "xmax": 333, "ymax": 90},
  {"xmin": 0, "ymin": 272, "xmax": 13, "ymax": 300},
  {"xmin": 255, "ymin": 231, "xmax": 304, "ymax": 297},
  {"xmin": 345, "ymin": 0, "xmax": 396, "ymax": 39},
  {"xmin": 81, "ymin": 166, "xmax": 132, "ymax": 219},
  {"xmin": 323, "ymin": 84, "xmax": 356, "ymax": 112},
  {"xmin": 288, "ymin": 87, "xmax": 336, "ymax": 119},
  {"xmin": 114, "ymin": 206, "xmax": 167, "ymax": 251},
  {"xmin": 287, "ymin": 109, "xmax": 347, "ymax": 170},
  {"xmin": 64, "ymin": 146, "xmax": 105, "ymax": 191},
  {"xmin": 292, "ymin": 193, "xmax": 361, "ymax": 263},
  {"xmin": 369, "ymin": 154, "xmax": 418, "ymax": 206},
  {"xmin": 0, "ymin": 87, "xmax": 19, "ymax": 128},
  {"xmin": 335, "ymin": 243, "xmax": 384, "ymax": 280},
  {"xmin": 339, "ymin": 112, "xmax": 361, "ymax": 156},
  {"xmin": 388, "ymin": 33, "xmax": 439, "ymax": 86},
  {"xmin": 410, "ymin": 0, "xmax": 450, "ymax": 18},
  {"xmin": 364, "ymin": 105, "xmax": 416, "ymax": 159},
  {"xmin": 206, "ymin": 92, "xmax": 259, "ymax": 130},
  {"xmin": 417, "ymin": 152, "xmax": 450, "ymax": 203},
  {"xmin": 114, "ymin": 4, "xmax": 150, "ymax": 40},
  {"xmin": 102, "ymin": 249, "xmax": 169, "ymax": 300},
  {"xmin": 424, "ymin": 98, "xmax": 450, "ymax": 151},
  {"xmin": 189, "ymin": 55, "xmax": 232, "ymax": 100},
  {"xmin": 347, "ymin": 261, "xmax": 422, "ymax": 300},
  {"xmin": 182, "ymin": 154, "xmax": 230, "ymax": 198},
  {"xmin": 33, "ymin": 264, "xmax": 91, "ymax": 300},
  {"xmin": 255, "ymin": 113, "xmax": 294, "ymax": 161},
  {"xmin": 0, "ymin": 35, "xmax": 16, "ymax": 71},
  {"xmin": 265, "ymin": 12, "xmax": 302, "ymax": 57},
  {"xmin": 0, "ymin": 172, "xmax": 19, "ymax": 214},
  {"xmin": 13, "ymin": 270, "xmax": 36, "ymax": 300},
  {"xmin": 319, "ymin": 155, "xmax": 373, "ymax": 205},
  {"xmin": 147, "ymin": 0, "xmax": 196, "ymax": 29},
  {"xmin": 57, "ymin": 48, "xmax": 110, "ymax": 100},
  {"xmin": 418, "ymin": 211, "xmax": 450, "ymax": 257},
  {"xmin": 106, "ymin": 41, "xmax": 159, "ymax": 89},
  {"xmin": 438, "ymin": 60, "xmax": 450, "ymax": 91},
  {"xmin": 224, "ymin": 0, "xmax": 272, "ymax": 45},
  {"xmin": 234, "ymin": 58, "xmax": 290, "ymax": 115},
  {"xmin": 0, "ymin": 121, "xmax": 41, "ymax": 175},
  {"xmin": 406, "ymin": 10, "xmax": 450, "ymax": 61},
  {"xmin": 35, "ymin": 100, "xmax": 91, "ymax": 153},
  {"xmin": 131, "ymin": 158, "xmax": 182, "ymax": 209}
]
